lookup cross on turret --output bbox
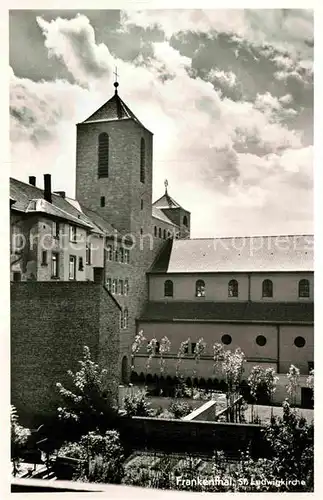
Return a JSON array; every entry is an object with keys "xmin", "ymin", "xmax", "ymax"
[{"xmin": 113, "ymin": 66, "xmax": 119, "ymax": 93}]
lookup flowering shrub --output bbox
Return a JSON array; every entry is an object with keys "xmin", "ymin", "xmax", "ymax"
[
  {"xmin": 56, "ymin": 346, "xmax": 118, "ymax": 439},
  {"xmin": 286, "ymin": 365, "xmax": 300, "ymax": 406},
  {"xmin": 11, "ymin": 406, "xmax": 31, "ymax": 476},
  {"xmin": 123, "ymin": 389, "xmax": 153, "ymax": 417},
  {"xmin": 169, "ymin": 401, "xmax": 193, "ymax": 419},
  {"xmin": 59, "ymin": 430, "xmax": 124, "ymax": 484}
]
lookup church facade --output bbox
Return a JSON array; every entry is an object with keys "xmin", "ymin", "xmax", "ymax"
[{"xmin": 10, "ymin": 82, "xmax": 314, "ymax": 405}]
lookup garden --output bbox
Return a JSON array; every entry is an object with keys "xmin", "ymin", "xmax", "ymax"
[{"xmin": 11, "ymin": 339, "xmax": 314, "ymax": 492}]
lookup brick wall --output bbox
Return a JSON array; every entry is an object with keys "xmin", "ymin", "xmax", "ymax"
[{"xmin": 11, "ymin": 282, "xmax": 120, "ymax": 427}]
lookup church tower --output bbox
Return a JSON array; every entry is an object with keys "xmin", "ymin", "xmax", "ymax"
[
  {"xmin": 153, "ymin": 183, "xmax": 191, "ymax": 239},
  {"xmin": 75, "ymin": 79, "xmax": 153, "ymax": 238}
]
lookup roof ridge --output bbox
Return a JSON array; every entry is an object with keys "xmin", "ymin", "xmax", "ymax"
[{"xmin": 176, "ymin": 234, "xmax": 313, "ymax": 241}]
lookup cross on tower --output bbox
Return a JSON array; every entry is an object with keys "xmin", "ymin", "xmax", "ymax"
[
  {"xmin": 113, "ymin": 66, "xmax": 119, "ymax": 93},
  {"xmin": 164, "ymin": 179, "xmax": 168, "ymax": 194},
  {"xmin": 113, "ymin": 66, "xmax": 119, "ymax": 83}
]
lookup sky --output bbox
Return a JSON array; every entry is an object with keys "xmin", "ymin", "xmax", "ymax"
[{"xmin": 9, "ymin": 9, "xmax": 313, "ymax": 238}]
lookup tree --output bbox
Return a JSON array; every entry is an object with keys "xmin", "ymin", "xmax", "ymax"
[
  {"xmin": 192, "ymin": 337, "xmax": 207, "ymax": 396},
  {"xmin": 146, "ymin": 338, "xmax": 157, "ymax": 374},
  {"xmin": 11, "ymin": 405, "xmax": 31, "ymax": 476},
  {"xmin": 286, "ymin": 364, "xmax": 300, "ymax": 407},
  {"xmin": 175, "ymin": 338, "xmax": 190, "ymax": 378},
  {"xmin": 222, "ymin": 348, "xmax": 246, "ymax": 422},
  {"xmin": 131, "ymin": 330, "xmax": 146, "ymax": 372},
  {"xmin": 248, "ymin": 366, "xmax": 279, "ymax": 421},
  {"xmin": 56, "ymin": 345, "xmax": 118, "ymax": 439},
  {"xmin": 248, "ymin": 366, "xmax": 265, "ymax": 422},
  {"xmin": 264, "ymin": 368, "xmax": 279, "ymax": 417},
  {"xmin": 213, "ymin": 342, "xmax": 224, "ymax": 376},
  {"xmin": 159, "ymin": 336, "xmax": 171, "ymax": 375}
]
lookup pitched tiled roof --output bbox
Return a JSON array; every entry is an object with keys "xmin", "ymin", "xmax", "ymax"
[
  {"xmin": 149, "ymin": 235, "xmax": 313, "ymax": 273},
  {"xmin": 139, "ymin": 301, "xmax": 314, "ymax": 324},
  {"xmin": 152, "ymin": 206, "xmax": 178, "ymax": 227},
  {"xmin": 10, "ymin": 178, "xmax": 103, "ymax": 233},
  {"xmin": 81, "ymin": 91, "xmax": 150, "ymax": 132},
  {"xmin": 80, "ymin": 205, "xmax": 129, "ymax": 241}
]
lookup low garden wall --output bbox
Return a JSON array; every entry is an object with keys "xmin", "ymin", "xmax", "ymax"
[{"xmin": 119, "ymin": 415, "xmax": 270, "ymax": 459}]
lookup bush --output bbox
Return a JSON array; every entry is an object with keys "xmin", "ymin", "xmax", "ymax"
[
  {"xmin": 123, "ymin": 389, "xmax": 153, "ymax": 417},
  {"xmin": 262, "ymin": 400, "xmax": 313, "ymax": 489},
  {"xmin": 169, "ymin": 401, "xmax": 193, "ymax": 419},
  {"xmin": 56, "ymin": 346, "xmax": 118, "ymax": 440},
  {"xmin": 59, "ymin": 430, "xmax": 124, "ymax": 484}
]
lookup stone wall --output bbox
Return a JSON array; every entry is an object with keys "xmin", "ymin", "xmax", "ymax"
[{"xmin": 11, "ymin": 282, "xmax": 120, "ymax": 426}]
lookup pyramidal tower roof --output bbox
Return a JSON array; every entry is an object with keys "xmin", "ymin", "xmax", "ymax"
[
  {"xmin": 81, "ymin": 79, "xmax": 150, "ymax": 132},
  {"xmin": 153, "ymin": 180, "xmax": 184, "ymax": 210}
]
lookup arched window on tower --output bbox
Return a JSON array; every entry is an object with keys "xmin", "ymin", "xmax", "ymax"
[
  {"xmin": 262, "ymin": 279, "xmax": 273, "ymax": 298},
  {"xmin": 196, "ymin": 280, "xmax": 205, "ymax": 297},
  {"xmin": 98, "ymin": 133, "xmax": 109, "ymax": 178},
  {"xmin": 154, "ymin": 226, "xmax": 157, "ymax": 237},
  {"xmin": 164, "ymin": 280, "xmax": 173, "ymax": 297},
  {"xmin": 228, "ymin": 279, "xmax": 239, "ymax": 298},
  {"xmin": 158, "ymin": 228, "xmax": 162, "ymax": 238},
  {"xmin": 163, "ymin": 229, "xmax": 166, "ymax": 239},
  {"xmin": 140, "ymin": 138, "xmax": 145, "ymax": 183},
  {"xmin": 183, "ymin": 215, "xmax": 188, "ymax": 227},
  {"xmin": 299, "ymin": 279, "xmax": 310, "ymax": 298}
]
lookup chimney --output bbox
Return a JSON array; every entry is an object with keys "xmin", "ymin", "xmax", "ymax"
[
  {"xmin": 54, "ymin": 191, "xmax": 66, "ymax": 199},
  {"xmin": 29, "ymin": 176, "xmax": 36, "ymax": 186},
  {"xmin": 43, "ymin": 174, "xmax": 52, "ymax": 204}
]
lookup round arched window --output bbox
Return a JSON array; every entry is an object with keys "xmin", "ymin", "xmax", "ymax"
[
  {"xmin": 256, "ymin": 335, "xmax": 267, "ymax": 347},
  {"xmin": 221, "ymin": 334, "xmax": 232, "ymax": 345},
  {"xmin": 294, "ymin": 336, "xmax": 306, "ymax": 348}
]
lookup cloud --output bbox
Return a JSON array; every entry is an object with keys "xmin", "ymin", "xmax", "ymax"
[
  {"xmin": 208, "ymin": 68, "xmax": 237, "ymax": 88},
  {"xmin": 10, "ymin": 12, "xmax": 313, "ymax": 238},
  {"xmin": 36, "ymin": 14, "xmax": 113, "ymax": 88},
  {"xmin": 121, "ymin": 9, "xmax": 313, "ymax": 60}
]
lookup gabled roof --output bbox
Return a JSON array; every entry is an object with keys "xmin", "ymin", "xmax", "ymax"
[
  {"xmin": 140, "ymin": 301, "xmax": 314, "ymax": 324},
  {"xmin": 81, "ymin": 90, "xmax": 151, "ymax": 133},
  {"xmin": 149, "ymin": 235, "xmax": 314, "ymax": 273}
]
